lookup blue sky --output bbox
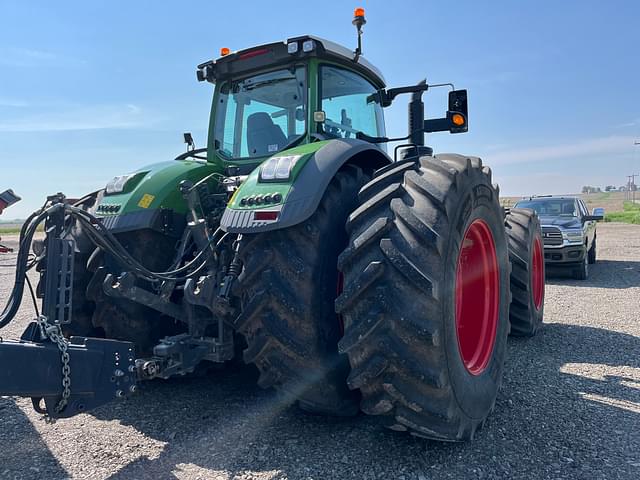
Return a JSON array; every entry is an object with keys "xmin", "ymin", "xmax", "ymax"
[{"xmin": 1, "ymin": 0, "xmax": 639, "ymax": 218}]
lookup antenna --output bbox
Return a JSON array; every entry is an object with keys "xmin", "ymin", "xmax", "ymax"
[{"xmin": 352, "ymin": 7, "xmax": 366, "ymax": 62}]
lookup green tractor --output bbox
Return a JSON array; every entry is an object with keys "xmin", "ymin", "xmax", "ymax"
[{"xmin": 0, "ymin": 9, "xmax": 545, "ymax": 441}]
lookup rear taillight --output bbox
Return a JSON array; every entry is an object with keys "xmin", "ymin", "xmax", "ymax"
[
  {"xmin": 238, "ymin": 48, "xmax": 270, "ymax": 60},
  {"xmin": 254, "ymin": 211, "xmax": 279, "ymax": 221}
]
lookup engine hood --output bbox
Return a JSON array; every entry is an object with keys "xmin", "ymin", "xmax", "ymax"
[{"xmin": 539, "ymin": 216, "xmax": 582, "ymax": 229}]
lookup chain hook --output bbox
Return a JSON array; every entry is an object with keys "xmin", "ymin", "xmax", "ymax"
[{"xmin": 36, "ymin": 315, "xmax": 71, "ymax": 421}]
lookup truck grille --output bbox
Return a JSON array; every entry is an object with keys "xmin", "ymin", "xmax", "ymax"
[{"xmin": 541, "ymin": 227, "xmax": 563, "ymax": 246}]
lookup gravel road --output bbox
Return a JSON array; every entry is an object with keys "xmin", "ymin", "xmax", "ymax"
[{"xmin": 1, "ymin": 223, "xmax": 639, "ymax": 480}]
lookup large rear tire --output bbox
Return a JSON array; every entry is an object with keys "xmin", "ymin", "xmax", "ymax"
[
  {"xmin": 336, "ymin": 155, "xmax": 510, "ymax": 440},
  {"xmin": 505, "ymin": 208, "xmax": 545, "ymax": 337},
  {"xmin": 235, "ymin": 166, "xmax": 366, "ymax": 416}
]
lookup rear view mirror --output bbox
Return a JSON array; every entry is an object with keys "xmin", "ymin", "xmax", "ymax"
[
  {"xmin": 448, "ymin": 90, "xmax": 468, "ymax": 133},
  {"xmin": 585, "ymin": 207, "xmax": 605, "ymax": 221},
  {"xmin": 183, "ymin": 132, "xmax": 195, "ymax": 151}
]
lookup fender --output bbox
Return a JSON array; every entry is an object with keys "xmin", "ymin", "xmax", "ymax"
[
  {"xmin": 95, "ymin": 160, "xmax": 221, "ymax": 236},
  {"xmin": 221, "ymin": 138, "xmax": 391, "ymax": 233}
]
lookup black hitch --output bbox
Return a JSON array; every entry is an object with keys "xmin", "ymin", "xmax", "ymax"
[{"xmin": 0, "ymin": 323, "xmax": 136, "ymax": 419}]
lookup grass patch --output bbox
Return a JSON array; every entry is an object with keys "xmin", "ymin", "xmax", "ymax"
[
  {"xmin": 0, "ymin": 227, "xmax": 23, "ymax": 234},
  {"xmin": 604, "ymin": 201, "xmax": 640, "ymax": 224},
  {"xmin": 0, "ymin": 225, "xmax": 44, "ymax": 235}
]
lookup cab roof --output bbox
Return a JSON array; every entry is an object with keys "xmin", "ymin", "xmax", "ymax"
[
  {"xmin": 521, "ymin": 195, "xmax": 578, "ymax": 201},
  {"xmin": 197, "ymin": 35, "xmax": 386, "ymax": 88}
]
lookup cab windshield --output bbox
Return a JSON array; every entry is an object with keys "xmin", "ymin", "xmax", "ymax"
[
  {"xmin": 214, "ymin": 66, "xmax": 306, "ymax": 160},
  {"xmin": 514, "ymin": 199, "xmax": 578, "ymax": 216}
]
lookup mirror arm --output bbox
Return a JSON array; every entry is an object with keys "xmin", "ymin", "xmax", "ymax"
[
  {"xmin": 423, "ymin": 117, "xmax": 451, "ymax": 133},
  {"xmin": 370, "ymin": 83, "xmax": 430, "ymax": 107}
]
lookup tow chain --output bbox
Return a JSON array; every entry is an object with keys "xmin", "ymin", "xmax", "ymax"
[{"xmin": 36, "ymin": 315, "xmax": 71, "ymax": 422}]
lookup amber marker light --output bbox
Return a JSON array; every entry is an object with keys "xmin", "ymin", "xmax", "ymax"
[
  {"xmin": 452, "ymin": 113, "xmax": 466, "ymax": 126},
  {"xmin": 220, "ymin": 47, "xmax": 230, "ymax": 56},
  {"xmin": 354, "ymin": 7, "xmax": 365, "ymax": 17}
]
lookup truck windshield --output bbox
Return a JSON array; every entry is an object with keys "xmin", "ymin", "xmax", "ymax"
[
  {"xmin": 515, "ymin": 199, "xmax": 577, "ymax": 216},
  {"xmin": 214, "ymin": 66, "xmax": 306, "ymax": 160}
]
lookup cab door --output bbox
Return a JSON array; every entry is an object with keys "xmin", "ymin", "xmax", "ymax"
[
  {"xmin": 318, "ymin": 64, "xmax": 386, "ymax": 148},
  {"xmin": 578, "ymin": 199, "xmax": 595, "ymax": 248}
]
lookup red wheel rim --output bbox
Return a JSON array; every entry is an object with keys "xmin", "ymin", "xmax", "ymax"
[
  {"xmin": 455, "ymin": 220, "xmax": 499, "ymax": 376},
  {"xmin": 531, "ymin": 236, "xmax": 544, "ymax": 310}
]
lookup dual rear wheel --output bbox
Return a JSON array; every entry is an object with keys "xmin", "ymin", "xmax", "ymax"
[{"xmin": 239, "ymin": 155, "xmax": 545, "ymax": 440}]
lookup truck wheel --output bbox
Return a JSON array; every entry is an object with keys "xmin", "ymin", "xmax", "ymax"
[
  {"xmin": 505, "ymin": 208, "xmax": 545, "ymax": 337},
  {"xmin": 36, "ymin": 193, "xmax": 103, "ymax": 338},
  {"xmin": 236, "ymin": 166, "xmax": 366, "ymax": 416},
  {"xmin": 88, "ymin": 230, "xmax": 183, "ymax": 355},
  {"xmin": 574, "ymin": 254, "xmax": 589, "ymax": 280},
  {"xmin": 336, "ymin": 155, "xmax": 510, "ymax": 441},
  {"xmin": 588, "ymin": 237, "xmax": 597, "ymax": 264}
]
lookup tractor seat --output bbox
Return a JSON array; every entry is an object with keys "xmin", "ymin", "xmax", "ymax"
[{"xmin": 246, "ymin": 112, "xmax": 287, "ymax": 156}]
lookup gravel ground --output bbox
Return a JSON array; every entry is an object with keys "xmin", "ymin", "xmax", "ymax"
[{"xmin": 1, "ymin": 223, "xmax": 639, "ymax": 480}]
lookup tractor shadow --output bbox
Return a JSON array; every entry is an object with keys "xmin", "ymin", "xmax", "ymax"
[
  {"xmin": 545, "ymin": 259, "xmax": 640, "ymax": 288},
  {"xmin": 0, "ymin": 398, "xmax": 70, "ymax": 479},
  {"xmin": 86, "ymin": 324, "xmax": 640, "ymax": 480}
]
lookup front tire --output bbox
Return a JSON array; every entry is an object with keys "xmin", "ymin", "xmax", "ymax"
[
  {"xmin": 588, "ymin": 237, "xmax": 597, "ymax": 264},
  {"xmin": 336, "ymin": 155, "xmax": 510, "ymax": 441},
  {"xmin": 235, "ymin": 166, "xmax": 367, "ymax": 416},
  {"xmin": 574, "ymin": 254, "xmax": 589, "ymax": 280},
  {"xmin": 505, "ymin": 208, "xmax": 545, "ymax": 337}
]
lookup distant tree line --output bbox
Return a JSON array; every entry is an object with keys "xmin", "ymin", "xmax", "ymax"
[{"xmin": 582, "ymin": 184, "xmax": 637, "ymax": 193}]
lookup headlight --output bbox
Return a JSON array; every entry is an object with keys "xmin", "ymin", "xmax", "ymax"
[
  {"xmin": 105, "ymin": 173, "xmax": 138, "ymax": 194},
  {"xmin": 259, "ymin": 155, "xmax": 302, "ymax": 182},
  {"xmin": 563, "ymin": 230, "xmax": 583, "ymax": 243}
]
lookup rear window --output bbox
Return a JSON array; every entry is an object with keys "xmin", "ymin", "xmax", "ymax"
[{"xmin": 514, "ymin": 199, "xmax": 578, "ymax": 216}]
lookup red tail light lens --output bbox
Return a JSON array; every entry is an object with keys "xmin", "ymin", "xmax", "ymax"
[
  {"xmin": 238, "ymin": 48, "xmax": 270, "ymax": 60},
  {"xmin": 254, "ymin": 211, "xmax": 279, "ymax": 221}
]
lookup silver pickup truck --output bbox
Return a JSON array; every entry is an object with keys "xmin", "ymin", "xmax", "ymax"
[{"xmin": 513, "ymin": 196, "xmax": 604, "ymax": 280}]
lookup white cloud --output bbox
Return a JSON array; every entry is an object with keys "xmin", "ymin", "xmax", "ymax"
[
  {"xmin": 485, "ymin": 135, "xmax": 639, "ymax": 166},
  {"xmin": 496, "ymin": 172, "xmax": 587, "ymax": 197},
  {"xmin": 0, "ymin": 47, "xmax": 84, "ymax": 68},
  {"xmin": 0, "ymin": 104, "xmax": 157, "ymax": 132},
  {"xmin": 614, "ymin": 119, "xmax": 640, "ymax": 129}
]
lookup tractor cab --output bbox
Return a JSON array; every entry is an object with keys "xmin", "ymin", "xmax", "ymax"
[{"xmin": 197, "ymin": 34, "xmax": 388, "ymax": 169}]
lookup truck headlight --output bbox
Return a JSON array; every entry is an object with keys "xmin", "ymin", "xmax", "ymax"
[
  {"xmin": 563, "ymin": 230, "xmax": 583, "ymax": 243},
  {"xmin": 259, "ymin": 155, "xmax": 302, "ymax": 182},
  {"xmin": 105, "ymin": 173, "xmax": 140, "ymax": 194}
]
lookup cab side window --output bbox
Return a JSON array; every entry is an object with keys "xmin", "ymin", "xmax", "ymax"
[{"xmin": 320, "ymin": 65, "xmax": 385, "ymax": 140}]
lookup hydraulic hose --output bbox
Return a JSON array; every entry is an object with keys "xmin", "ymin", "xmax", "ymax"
[
  {"xmin": 0, "ymin": 204, "xmax": 63, "ymax": 329},
  {"xmin": 0, "ymin": 202, "xmax": 224, "ymax": 329},
  {"xmin": 69, "ymin": 207, "xmax": 221, "ymax": 281}
]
